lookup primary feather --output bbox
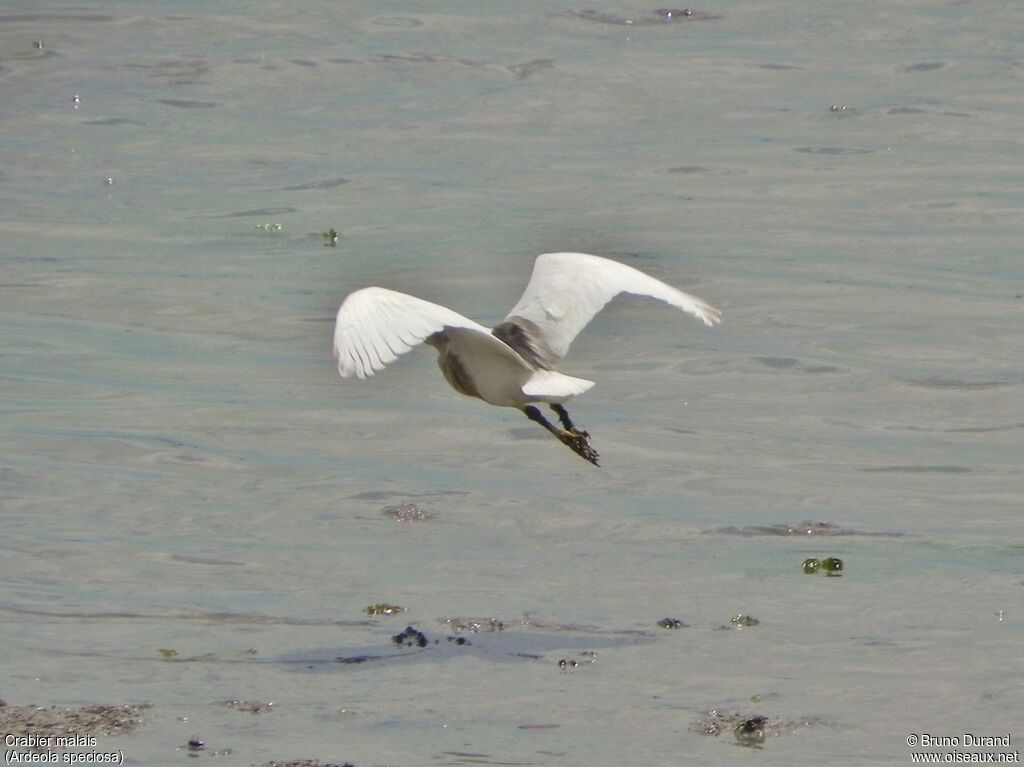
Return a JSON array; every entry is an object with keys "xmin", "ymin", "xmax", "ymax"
[{"xmin": 505, "ymin": 252, "xmax": 721, "ymax": 359}]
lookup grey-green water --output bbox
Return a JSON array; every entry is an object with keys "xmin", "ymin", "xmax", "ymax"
[{"xmin": 2, "ymin": 2, "xmax": 1022, "ymax": 765}]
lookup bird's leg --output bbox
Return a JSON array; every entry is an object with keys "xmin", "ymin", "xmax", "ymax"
[
  {"xmin": 522, "ymin": 405, "xmax": 599, "ymax": 466},
  {"xmin": 550, "ymin": 403, "xmax": 588, "ymax": 438},
  {"xmin": 522, "ymin": 405, "xmax": 561, "ymax": 437}
]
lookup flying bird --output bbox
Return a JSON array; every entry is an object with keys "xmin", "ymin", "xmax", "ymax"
[{"xmin": 333, "ymin": 252, "xmax": 719, "ymax": 465}]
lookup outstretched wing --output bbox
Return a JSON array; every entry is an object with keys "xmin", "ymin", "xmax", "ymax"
[
  {"xmin": 504, "ymin": 252, "xmax": 721, "ymax": 359},
  {"xmin": 334, "ymin": 287, "xmax": 490, "ymax": 379}
]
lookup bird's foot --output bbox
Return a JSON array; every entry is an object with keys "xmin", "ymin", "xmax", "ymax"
[{"xmin": 558, "ymin": 429, "xmax": 599, "ymax": 466}]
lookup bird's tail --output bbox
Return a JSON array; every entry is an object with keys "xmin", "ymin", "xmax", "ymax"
[{"xmin": 521, "ymin": 370, "xmax": 595, "ymax": 402}]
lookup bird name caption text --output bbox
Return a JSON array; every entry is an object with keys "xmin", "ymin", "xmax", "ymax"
[{"xmin": 4, "ymin": 734, "xmax": 123, "ymax": 764}]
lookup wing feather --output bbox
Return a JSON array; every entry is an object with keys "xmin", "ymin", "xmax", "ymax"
[
  {"xmin": 378, "ymin": 302, "xmax": 420, "ymax": 350},
  {"xmin": 505, "ymin": 252, "xmax": 720, "ymax": 359},
  {"xmin": 348, "ymin": 298, "xmax": 377, "ymax": 374},
  {"xmin": 358, "ymin": 301, "xmax": 399, "ymax": 369},
  {"xmin": 334, "ymin": 286, "xmax": 490, "ymax": 379}
]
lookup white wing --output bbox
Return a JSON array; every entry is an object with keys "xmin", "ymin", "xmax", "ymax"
[
  {"xmin": 505, "ymin": 252, "xmax": 721, "ymax": 359},
  {"xmin": 334, "ymin": 287, "xmax": 490, "ymax": 379}
]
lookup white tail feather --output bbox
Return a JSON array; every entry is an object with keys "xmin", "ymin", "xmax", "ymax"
[{"xmin": 521, "ymin": 370, "xmax": 595, "ymax": 401}]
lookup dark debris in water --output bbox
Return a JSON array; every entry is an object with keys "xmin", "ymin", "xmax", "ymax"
[
  {"xmin": 321, "ymin": 227, "xmax": 341, "ymax": 247},
  {"xmin": 391, "ymin": 624, "xmax": 486, "ymax": 650},
  {"xmin": 657, "ymin": 617, "xmax": 687, "ymax": 629},
  {"xmin": 691, "ymin": 708, "xmax": 823, "ymax": 746},
  {"xmin": 392, "ymin": 625, "xmax": 429, "ymax": 648},
  {"xmin": 733, "ymin": 716, "xmax": 769, "ymax": 746},
  {"xmin": 803, "ymin": 557, "xmax": 844, "ymax": 576},
  {"xmin": 281, "ymin": 621, "xmax": 652, "ymax": 668},
  {"xmin": 0, "ymin": 704, "xmax": 149, "ymax": 737},
  {"xmin": 708, "ymin": 520, "xmax": 903, "ymax": 537}
]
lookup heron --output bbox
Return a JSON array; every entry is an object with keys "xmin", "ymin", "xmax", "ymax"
[{"xmin": 333, "ymin": 252, "xmax": 720, "ymax": 465}]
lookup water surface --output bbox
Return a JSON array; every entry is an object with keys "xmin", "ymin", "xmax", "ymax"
[{"xmin": 2, "ymin": 1, "xmax": 1022, "ymax": 765}]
